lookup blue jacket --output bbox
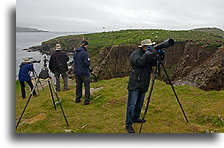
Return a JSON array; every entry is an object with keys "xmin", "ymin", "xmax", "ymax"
[
  {"xmin": 18, "ymin": 63, "xmax": 34, "ymax": 81},
  {"xmin": 73, "ymin": 46, "xmax": 90, "ymax": 76}
]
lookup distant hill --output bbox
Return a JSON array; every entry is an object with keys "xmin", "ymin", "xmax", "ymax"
[
  {"xmin": 16, "ymin": 27, "xmax": 48, "ymax": 32},
  {"xmin": 192, "ymin": 27, "xmax": 224, "ymax": 37}
]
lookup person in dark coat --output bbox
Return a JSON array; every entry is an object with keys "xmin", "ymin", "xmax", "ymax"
[
  {"xmin": 125, "ymin": 39, "xmax": 158, "ymax": 133},
  {"xmin": 49, "ymin": 44, "xmax": 69, "ymax": 91},
  {"xmin": 73, "ymin": 40, "xmax": 91, "ymax": 105},
  {"xmin": 18, "ymin": 58, "xmax": 37, "ymax": 98}
]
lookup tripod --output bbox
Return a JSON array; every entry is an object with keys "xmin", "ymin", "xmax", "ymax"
[
  {"xmin": 139, "ymin": 55, "xmax": 189, "ymax": 133},
  {"xmin": 30, "ymin": 69, "xmax": 44, "ymax": 94},
  {"xmin": 16, "ymin": 61, "xmax": 69, "ymax": 130}
]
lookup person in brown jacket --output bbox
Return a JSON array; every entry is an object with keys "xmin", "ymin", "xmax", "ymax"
[{"xmin": 49, "ymin": 44, "xmax": 69, "ymax": 91}]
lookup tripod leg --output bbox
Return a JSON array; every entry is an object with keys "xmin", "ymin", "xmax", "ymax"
[
  {"xmin": 160, "ymin": 62, "xmax": 189, "ymax": 123},
  {"xmin": 38, "ymin": 79, "xmax": 44, "ymax": 90},
  {"xmin": 33, "ymin": 70, "xmax": 44, "ymax": 90},
  {"xmin": 16, "ymin": 79, "xmax": 39, "ymax": 130},
  {"xmin": 49, "ymin": 79, "xmax": 69, "ymax": 127},
  {"xmin": 139, "ymin": 66, "xmax": 158, "ymax": 133},
  {"xmin": 48, "ymin": 80, "xmax": 57, "ymax": 110}
]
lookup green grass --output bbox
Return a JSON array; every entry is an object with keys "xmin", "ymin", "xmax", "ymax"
[
  {"xmin": 43, "ymin": 29, "xmax": 224, "ymax": 53},
  {"xmin": 16, "ymin": 77, "xmax": 224, "ymax": 133}
]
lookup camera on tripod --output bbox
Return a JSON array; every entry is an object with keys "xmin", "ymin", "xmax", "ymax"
[
  {"xmin": 42, "ymin": 54, "xmax": 48, "ymax": 67},
  {"xmin": 150, "ymin": 38, "xmax": 175, "ymax": 57}
]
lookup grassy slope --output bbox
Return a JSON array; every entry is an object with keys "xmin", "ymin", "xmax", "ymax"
[
  {"xmin": 16, "ymin": 77, "xmax": 224, "ymax": 133},
  {"xmin": 192, "ymin": 27, "xmax": 224, "ymax": 37},
  {"xmin": 43, "ymin": 29, "xmax": 224, "ymax": 53}
]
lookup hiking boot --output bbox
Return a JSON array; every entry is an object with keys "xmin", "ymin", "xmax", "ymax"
[
  {"xmin": 56, "ymin": 89, "xmax": 61, "ymax": 92},
  {"xmin": 84, "ymin": 99, "xmax": 90, "ymax": 105},
  {"xmin": 133, "ymin": 119, "xmax": 146, "ymax": 123},
  {"xmin": 126, "ymin": 126, "xmax": 135, "ymax": 133},
  {"xmin": 33, "ymin": 94, "xmax": 38, "ymax": 97},
  {"xmin": 75, "ymin": 99, "xmax": 81, "ymax": 103}
]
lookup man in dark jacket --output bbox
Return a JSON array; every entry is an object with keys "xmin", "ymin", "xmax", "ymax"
[
  {"xmin": 73, "ymin": 40, "xmax": 91, "ymax": 105},
  {"xmin": 49, "ymin": 44, "xmax": 69, "ymax": 91},
  {"xmin": 125, "ymin": 39, "xmax": 158, "ymax": 133},
  {"xmin": 18, "ymin": 58, "xmax": 37, "ymax": 98}
]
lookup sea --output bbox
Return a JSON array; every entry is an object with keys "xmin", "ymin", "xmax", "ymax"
[{"xmin": 16, "ymin": 32, "xmax": 84, "ymax": 79}]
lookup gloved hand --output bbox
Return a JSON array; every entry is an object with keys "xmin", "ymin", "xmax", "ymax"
[
  {"xmin": 149, "ymin": 46, "xmax": 158, "ymax": 55},
  {"xmin": 145, "ymin": 46, "xmax": 158, "ymax": 57},
  {"xmin": 157, "ymin": 49, "xmax": 165, "ymax": 61}
]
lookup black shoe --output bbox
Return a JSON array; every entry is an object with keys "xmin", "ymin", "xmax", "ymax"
[
  {"xmin": 75, "ymin": 99, "xmax": 81, "ymax": 103},
  {"xmin": 63, "ymin": 88, "xmax": 69, "ymax": 91},
  {"xmin": 84, "ymin": 100, "xmax": 90, "ymax": 105},
  {"xmin": 33, "ymin": 94, "xmax": 38, "ymax": 97},
  {"xmin": 133, "ymin": 119, "xmax": 146, "ymax": 123},
  {"xmin": 126, "ymin": 126, "xmax": 135, "ymax": 133}
]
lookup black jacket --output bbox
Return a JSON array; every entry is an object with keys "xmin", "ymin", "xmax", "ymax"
[
  {"xmin": 73, "ymin": 46, "xmax": 90, "ymax": 76},
  {"xmin": 127, "ymin": 48, "xmax": 157, "ymax": 92},
  {"xmin": 49, "ymin": 50, "xmax": 69, "ymax": 72}
]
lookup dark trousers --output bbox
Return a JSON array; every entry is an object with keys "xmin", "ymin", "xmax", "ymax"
[
  {"xmin": 126, "ymin": 90, "xmax": 145, "ymax": 127},
  {"xmin": 75, "ymin": 74, "xmax": 90, "ymax": 101},
  {"xmin": 20, "ymin": 81, "xmax": 37, "ymax": 98}
]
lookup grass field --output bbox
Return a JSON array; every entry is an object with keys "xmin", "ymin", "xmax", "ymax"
[
  {"xmin": 16, "ymin": 77, "xmax": 224, "ymax": 133},
  {"xmin": 42, "ymin": 29, "xmax": 224, "ymax": 53}
]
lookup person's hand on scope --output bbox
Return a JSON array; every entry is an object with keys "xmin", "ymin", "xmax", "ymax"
[
  {"xmin": 145, "ymin": 45, "xmax": 158, "ymax": 57},
  {"xmin": 156, "ymin": 49, "xmax": 165, "ymax": 61}
]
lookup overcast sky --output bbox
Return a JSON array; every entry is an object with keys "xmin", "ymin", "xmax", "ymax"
[{"xmin": 16, "ymin": 0, "xmax": 224, "ymax": 32}]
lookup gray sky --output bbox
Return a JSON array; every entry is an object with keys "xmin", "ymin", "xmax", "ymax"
[{"xmin": 16, "ymin": 0, "xmax": 224, "ymax": 32}]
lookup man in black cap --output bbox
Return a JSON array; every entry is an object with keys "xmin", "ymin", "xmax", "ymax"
[{"xmin": 73, "ymin": 40, "xmax": 91, "ymax": 105}]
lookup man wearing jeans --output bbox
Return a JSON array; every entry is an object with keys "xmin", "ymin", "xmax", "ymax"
[
  {"xmin": 126, "ymin": 39, "xmax": 158, "ymax": 133},
  {"xmin": 73, "ymin": 40, "xmax": 91, "ymax": 105}
]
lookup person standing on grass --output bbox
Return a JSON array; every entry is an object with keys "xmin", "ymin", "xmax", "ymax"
[
  {"xmin": 125, "ymin": 39, "xmax": 158, "ymax": 133},
  {"xmin": 73, "ymin": 40, "xmax": 91, "ymax": 105},
  {"xmin": 18, "ymin": 58, "xmax": 37, "ymax": 98},
  {"xmin": 49, "ymin": 44, "xmax": 69, "ymax": 91}
]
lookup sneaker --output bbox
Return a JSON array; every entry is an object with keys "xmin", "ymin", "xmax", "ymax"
[
  {"xmin": 126, "ymin": 126, "xmax": 135, "ymax": 133},
  {"xmin": 133, "ymin": 119, "xmax": 146, "ymax": 123}
]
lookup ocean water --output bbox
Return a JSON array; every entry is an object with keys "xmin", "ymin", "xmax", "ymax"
[{"xmin": 16, "ymin": 32, "xmax": 83, "ymax": 78}]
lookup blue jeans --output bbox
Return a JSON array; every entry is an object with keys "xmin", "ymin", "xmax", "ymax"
[{"xmin": 126, "ymin": 90, "xmax": 145, "ymax": 127}]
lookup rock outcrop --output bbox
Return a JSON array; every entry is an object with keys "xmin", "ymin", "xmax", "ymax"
[{"xmin": 92, "ymin": 42, "xmax": 224, "ymax": 91}]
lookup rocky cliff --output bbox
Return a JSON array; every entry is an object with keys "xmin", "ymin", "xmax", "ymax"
[
  {"xmin": 92, "ymin": 42, "xmax": 224, "ymax": 91},
  {"xmin": 27, "ymin": 29, "xmax": 224, "ymax": 91}
]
